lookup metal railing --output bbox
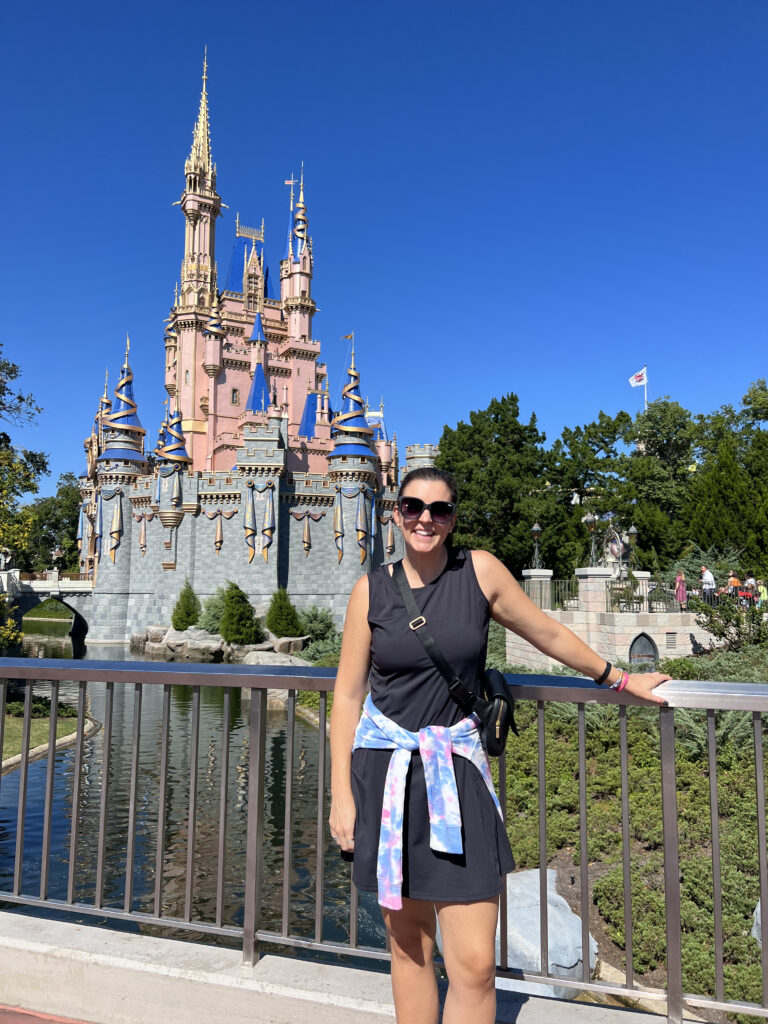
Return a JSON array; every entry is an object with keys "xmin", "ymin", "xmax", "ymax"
[
  {"xmin": 606, "ymin": 579, "xmax": 686, "ymax": 613},
  {"xmin": 521, "ymin": 579, "xmax": 580, "ymax": 610},
  {"xmin": 1, "ymin": 658, "xmax": 767, "ymax": 1024}
]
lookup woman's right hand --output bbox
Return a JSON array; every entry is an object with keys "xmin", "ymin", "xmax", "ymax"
[{"xmin": 329, "ymin": 793, "xmax": 356, "ymax": 854}]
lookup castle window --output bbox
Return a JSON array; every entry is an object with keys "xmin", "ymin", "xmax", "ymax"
[
  {"xmin": 185, "ymin": 371, "xmax": 190, "ymax": 384},
  {"xmin": 231, "ymin": 388, "xmax": 240, "ymax": 406}
]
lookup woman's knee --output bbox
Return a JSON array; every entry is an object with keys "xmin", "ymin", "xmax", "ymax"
[
  {"xmin": 446, "ymin": 941, "xmax": 496, "ymax": 989},
  {"xmin": 384, "ymin": 903, "xmax": 437, "ymax": 967}
]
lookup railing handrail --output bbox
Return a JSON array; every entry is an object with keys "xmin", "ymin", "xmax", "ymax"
[{"xmin": 2, "ymin": 657, "xmax": 767, "ymax": 711}]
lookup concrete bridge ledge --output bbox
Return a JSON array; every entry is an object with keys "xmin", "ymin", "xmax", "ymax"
[{"xmin": 0, "ymin": 911, "xmax": 686, "ymax": 1023}]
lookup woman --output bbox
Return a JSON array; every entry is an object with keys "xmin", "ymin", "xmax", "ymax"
[
  {"xmin": 674, "ymin": 570, "xmax": 687, "ymax": 611},
  {"xmin": 329, "ymin": 467, "xmax": 668, "ymax": 1024}
]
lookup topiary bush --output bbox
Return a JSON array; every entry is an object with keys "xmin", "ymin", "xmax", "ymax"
[
  {"xmin": 219, "ymin": 582, "xmax": 265, "ymax": 645},
  {"xmin": 171, "ymin": 579, "xmax": 201, "ymax": 630},
  {"xmin": 265, "ymin": 587, "xmax": 301, "ymax": 637},
  {"xmin": 199, "ymin": 586, "xmax": 228, "ymax": 634},
  {"xmin": 297, "ymin": 605, "xmax": 338, "ymax": 644}
]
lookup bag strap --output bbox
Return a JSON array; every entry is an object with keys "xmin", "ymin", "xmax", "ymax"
[{"xmin": 392, "ymin": 560, "xmax": 479, "ymax": 714}]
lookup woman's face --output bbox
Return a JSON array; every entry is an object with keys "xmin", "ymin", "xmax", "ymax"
[{"xmin": 393, "ymin": 478, "xmax": 457, "ymax": 558}]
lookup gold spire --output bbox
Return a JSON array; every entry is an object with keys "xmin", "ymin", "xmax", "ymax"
[
  {"xmin": 125, "ymin": 333, "xmax": 130, "ymax": 360},
  {"xmin": 186, "ymin": 49, "xmax": 213, "ymax": 179}
]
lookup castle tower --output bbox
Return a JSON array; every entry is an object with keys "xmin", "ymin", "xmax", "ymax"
[{"xmin": 168, "ymin": 53, "xmax": 223, "ymax": 470}]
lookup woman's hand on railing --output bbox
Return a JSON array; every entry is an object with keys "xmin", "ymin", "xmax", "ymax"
[
  {"xmin": 623, "ymin": 671, "xmax": 671, "ymax": 705},
  {"xmin": 329, "ymin": 794, "xmax": 356, "ymax": 854}
]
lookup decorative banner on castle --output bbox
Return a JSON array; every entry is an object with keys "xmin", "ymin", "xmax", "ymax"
[
  {"xmin": 289, "ymin": 509, "xmax": 326, "ymax": 558},
  {"xmin": 356, "ymin": 493, "xmax": 368, "ymax": 564},
  {"xmin": 155, "ymin": 463, "xmax": 177, "ymax": 505},
  {"xmin": 93, "ymin": 495, "xmax": 103, "ymax": 564},
  {"xmin": 132, "ymin": 512, "xmax": 156, "ymax": 557},
  {"xmin": 76, "ymin": 502, "xmax": 87, "ymax": 553},
  {"xmin": 106, "ymin": 490, "xmax": 123, "ymax": 563},
  {"xmin": 205, "ymin": 508, "xmax": 238, "ymax": 555},
  {"xmin": 378, "ymin": 513, "xmax": 395, "ymax": 558},
  {"xmin": 333, "ymin": 490, "xmax": 344, "ymax": 563},
  {"xmin": 244, "ymin": 481, "xmax": 275, "ymax": 563},
  {"xmin": 332, "ymin": 484, "xmax": 374, "ymax": 563}
]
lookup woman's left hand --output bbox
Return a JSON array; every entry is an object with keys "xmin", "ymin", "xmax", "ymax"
[{"xmin": 623, "ymin": 671, "xmax": 670, "ymax": 705}]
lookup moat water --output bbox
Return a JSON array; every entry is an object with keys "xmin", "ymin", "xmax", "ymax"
[{"xmin": 1, "ymin": 625, "xmax": 386, "ymax": 956}]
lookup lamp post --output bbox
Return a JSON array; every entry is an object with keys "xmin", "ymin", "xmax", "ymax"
[
  {"xmin": 627, "ymin": 525, "xmax": 638, "ymax": 569},
  {"xmin": 531, "ymin": 522, "xmax": 543, "ymax": 570},
  {"xmin": 584, "ymin": 512, "xmax": 598, "ymax": 567}
]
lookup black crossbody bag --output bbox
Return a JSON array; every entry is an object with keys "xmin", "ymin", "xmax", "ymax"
[{"xmin": 392, "ymin": 560, "xmax": 517, "ymax": 757}]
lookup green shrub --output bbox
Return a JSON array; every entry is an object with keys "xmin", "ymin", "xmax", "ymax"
[
  {"xmin": 297, "ymin": 605, "xmax": 338, "ymax": 644},
  {"xmin": 303, "ymin": 633, "xmax": 343, "ymax": 666},
  {"xmin": 171, "ymin": 579, "xmax": 201, "ymax": 630},
  {"xmin": 199, "ymin": 586, "xmax": 228, "ymax": 634},
  {"xmin": 219, "ymin": 582, "xmax": 265, "ymax": 645},
  {"xmin": 26, "ymin": 598, "xmax": 72, "ymax": 620},
  {"xmin": 265, "ymin": 587, "xmax": 301, "ymax": 637}
]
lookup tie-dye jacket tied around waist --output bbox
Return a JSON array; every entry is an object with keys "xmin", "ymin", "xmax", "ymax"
[{"xmin": 352, "ymin": 694, "xmax": 503, "ymax": 910}]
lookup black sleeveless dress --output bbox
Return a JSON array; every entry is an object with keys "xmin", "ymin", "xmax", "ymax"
[{"xmin": 350, "ymin": 548, "xmax": 515, "ymax": 902}]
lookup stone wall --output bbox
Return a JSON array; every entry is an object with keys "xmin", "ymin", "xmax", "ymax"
[{"xmin": 506, "ymin": 607, "xmax": 712, "ymax": 671}]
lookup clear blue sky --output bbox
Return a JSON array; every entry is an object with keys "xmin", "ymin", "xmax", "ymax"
[{"xmin": 2, "ymin": 0, "xmax": 766, "ymax": 497}]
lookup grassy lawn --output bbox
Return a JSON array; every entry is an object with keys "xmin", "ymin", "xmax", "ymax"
[
  {"xmin": 3, "ymin": 715, "xmax": 79, "ymax": 760},
  {"xmin": 24, "ymin": 598, "xmax": 74, "ymax": 620}
]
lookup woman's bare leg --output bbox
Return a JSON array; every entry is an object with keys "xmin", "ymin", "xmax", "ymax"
[
  {"xmin": 436, "ymin": 897, "xmax": 499, "ymax": 1024},
  {"xmin": 382, "ymin": 898, "xmax": 439, "ymax": 1024}
]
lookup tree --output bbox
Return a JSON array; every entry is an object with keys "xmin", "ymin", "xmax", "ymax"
[
  {"xmin": 171, "ymin": 579, "xmax": 201, "ymax": 630},
  {"xmin": 220, "ymin": 582, "xmax": 265, "ymax": 645},
  {"xmin": 199, "ymin": 586, "xmax": 227, "ymax": 634},
  {"xmin": 18, "ymin": 472, "xmax": 82, "ymax": 572},
  {"xmin": 265, "ymin": 587, "xmax": 301, "ymax": 637},
  {"xmin": 0, "ymin": 344, "xmax": 49, "ymax": 557},
  {"xmin": 435, "ymin": 393, "xmax": 548, "ymax": 575},
  {"xmin": 685, "ymin": 435, "xmax": 756, "ymax": 559}
]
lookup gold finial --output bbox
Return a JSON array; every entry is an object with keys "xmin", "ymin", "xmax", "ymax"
[
  {"xmin": 299, "ymin": 161, "xmax": 305, "ymax": 205},
  {"xmin": 235, "ymin": 211, "xmax": 240, "ymax": 232},
  {"xmin": 125, "ymin": 333, "xmax": 130, "ymax": 359},
  {"xmin": 380, "ymin": 397, "xmax": 384, "ymax": 413},
  {"xmin": 103, "ymin": 368, "xmax": 109, "ymax": 396},
  {"xmin": 202, "ymin": 46, "xmax": 208, "ymax": 86}
]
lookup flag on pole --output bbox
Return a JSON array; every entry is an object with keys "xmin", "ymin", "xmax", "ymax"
[{"xmin": 628, "ymin": 366, "xmax": 647, "ymax": 388}]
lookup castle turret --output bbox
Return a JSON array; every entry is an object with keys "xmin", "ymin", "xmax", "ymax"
[
  {"xmin": 97, "ymin": 337, "xmax": 149, "ymax": 479},
  {"xmin": 328, "ymin": 349, "xmax": 378, "ymax": 485},
  {"xmin": 157, "ymin": 405, "xmax": 192, "ymax": 465}
]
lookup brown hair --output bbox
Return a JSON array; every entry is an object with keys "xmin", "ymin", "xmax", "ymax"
[{"xmin": 397, "ymin": 466, "xmax": 458, "ymax": 504}]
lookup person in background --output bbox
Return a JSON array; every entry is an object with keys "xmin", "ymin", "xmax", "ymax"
[
  {"xmin": 727, "ymin": 570, "xmax": 741, "ymax": 595},
  {"xmin": 674, "ymin": 570, "xmax": 687, "ymax": 611},
  {"xmin": 701, "ymin": 565, "xmax": 716, "ymax": 605},
  {"xmin": 757, "ymin": 580, "xmax": 767, "ymax": 610}
]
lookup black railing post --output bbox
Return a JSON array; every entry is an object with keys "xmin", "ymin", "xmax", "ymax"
[
  {"xmin": 659, "ymin": 707, "xmax": 683, "ymax": 1024},
  {"xmin": 243, "ymin": 687, "xmax": 267, "ymax": 966}
]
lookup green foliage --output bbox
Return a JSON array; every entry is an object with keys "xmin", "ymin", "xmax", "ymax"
[
  {"xmin": 659, "ymin": 644, "xmax": 768, "ymax": 683},
  {"xmin": 0, "ymin": 344, "xmax": 49, "ymax": 556},
  {"xmin": 17, "ymin": 472, "xmax": 82, "ymax": 573},
  {"xmin": 198, "ymin": 586, "xmax": 228, "ymax": 634},
  {"xmin": 219, "ymin": 582, "xmax": 265, "ymax": 645},
  {"xmin": 297, "ymin": 605, "xmax": 338, "ymax": 644},
  {"xmin": 0, "ymin": 594, "xmax": 21, "ymax": 650},
  {"xmin": 5, "ymin": 695, "xmax": 77, "ymax": 719},
  {"xmin": 171, "ymin": 578, "xmax": 201, "ymax": 630},
  {"xmin": 27, "ymin": 598, "xmax": 73, "ymax": 620},
  {"xmin": 302, "ymin": 633, "xmax": 343, "ymax": 667},
  {"xmin": 265, "ymin": 587, "xmax": 301, "ymax": 637},
  {"xmin": 692, "ymin": 595, "xmax": 768, "ymax": 651}
]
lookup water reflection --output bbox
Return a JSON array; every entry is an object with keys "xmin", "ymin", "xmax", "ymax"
[{"xmin": 0, "ymin": 650, "xmax": 385, "ymax": 955}]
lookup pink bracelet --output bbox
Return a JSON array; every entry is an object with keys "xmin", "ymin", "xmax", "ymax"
[{"xmin": 610, "ymin": 670, "xmax": 629, "ymax": 693}]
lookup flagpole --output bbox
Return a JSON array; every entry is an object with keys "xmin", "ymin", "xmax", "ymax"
[{"xmin": 644, "ymin": 374, "xmax": 648, "ymax": 413}]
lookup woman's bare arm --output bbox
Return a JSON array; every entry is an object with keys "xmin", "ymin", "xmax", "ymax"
[
  {"xmin": 471, "ymin": 549, "xmax": 668, "ymax": 703},
  {"xmin": 329, "ymin": 575, "xmax": 373, "ymax": 851}
]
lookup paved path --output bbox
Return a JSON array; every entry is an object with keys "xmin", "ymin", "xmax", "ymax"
[{"xmin": 0, "ymin": 1009, "xmax": 95, "ymax": 1024}]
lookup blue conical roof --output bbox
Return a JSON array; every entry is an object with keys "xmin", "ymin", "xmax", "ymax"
[{"xmin": 245, "ymin": 363, "xmax": 269, "ymax": 413}]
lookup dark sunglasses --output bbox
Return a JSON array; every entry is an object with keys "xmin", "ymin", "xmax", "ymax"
[{"xmin": 397, "ymin": 496, "xmax": 456, "ymax": 524}]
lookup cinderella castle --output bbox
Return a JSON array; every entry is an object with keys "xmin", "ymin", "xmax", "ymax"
[{"xmin": 76, "ymin": 60, "xmax": 436, "ymax": 639}]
